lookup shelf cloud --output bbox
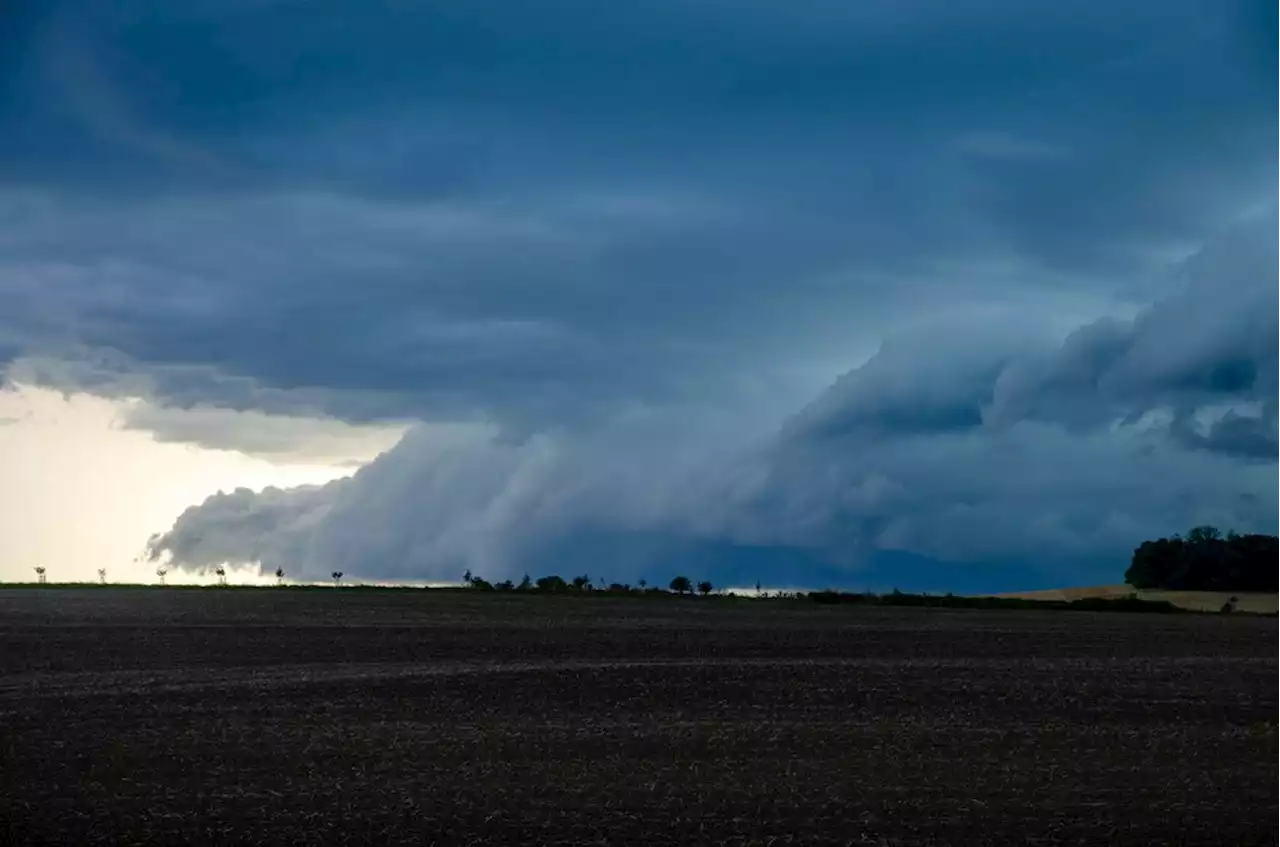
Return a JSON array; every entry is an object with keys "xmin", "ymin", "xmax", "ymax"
[{"xmin": 2, "ymin": 0, "xmax": 1274, "ymax": 589}]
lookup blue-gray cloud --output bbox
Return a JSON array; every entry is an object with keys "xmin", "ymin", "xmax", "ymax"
[
  {"xmin": 148, "ymin": 213, "xmax": 1277, "ymax": 589},
  {"xmin": 2, "ymin": 0, "xmax": 1275, "ymax": 589}
]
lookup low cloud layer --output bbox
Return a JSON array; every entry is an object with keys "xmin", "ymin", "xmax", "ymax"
[
  {"xmin": 2, "ymin": 1, "xmax": 1275, "ymax": 589},
  {"xmin": 148, "ymin": 212, "xmax": 1277, "ymax": 589}
]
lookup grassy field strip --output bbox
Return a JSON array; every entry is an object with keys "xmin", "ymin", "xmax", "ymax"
[{"xmin": 988, "ymin": 585, "xmax": 1278, "ymax": 613}]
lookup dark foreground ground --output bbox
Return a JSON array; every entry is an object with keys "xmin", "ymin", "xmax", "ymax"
[{"xmin": 0, "ymin": 589, "xmax": 1275, "ymax": 846}]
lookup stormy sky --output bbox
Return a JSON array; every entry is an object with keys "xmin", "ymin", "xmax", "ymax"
[{"xmin": 0, "ymin": 0, "xmax": 1275, "ymax": 590}]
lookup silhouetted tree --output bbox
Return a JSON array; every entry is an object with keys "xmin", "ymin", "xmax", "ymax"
[
  {"xmin": 697, "ymin": 580, "xmax": 713, "ymax": 596},
  {"xmin": 1126, "ymin": 526, "xmax": 1277, "ymax": 592},
  {"xmin": 462, "ymin": 569, "xmax": 473, "ymax": 586},
  {"xmin": 536, "ymin": 575, "xmax": 568, "ymax": 593},
  {"xmin": 638, "ymin": 578, "xmax": 647, "ymax": 589},
  {"xmin": 669, "ymin": 575, "xmax": 692, "ymax": 595},
  {"xmin": 571, "ymin": 574, "xmax": 592, "ymax": 592},
  {"xmin": 468, "ymin": 576, "xmax": 495, "ymax": 591},
  {"xmin": 155, "ymin": 566, "xmax": 167, "ymax": 585},
  {"xmin": 34, "ymin": 566, "xmax": 46, "ymax": 585},
  {"xmin": 496, "ymin": 579, "xmax": 515, "ymax": 591},
  {"xmin": 1186, "ymin": 525, "xmax": 1222, "ymax": 545},
  {"xmin": 332, "ymin": 571, "xmax": 343, "ymax": 585},
  {"xmin": 215, "ymin": 566, "xmax": 227, "ymax": 586},
  {"xmin": 518, "ymin": 573, "xmax": 533, "ymax": 591},
  {"xmin": 275, "ymin": 567, "xmax": 285, "ymax": 586},
  {"xmin": 97, "ymin": 568, "xmax": 107, "ymax": 585}
]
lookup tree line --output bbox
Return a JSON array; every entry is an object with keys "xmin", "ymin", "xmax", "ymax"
[
  {"xmin": 21, "ymin": 566, "xmax": 721, "ymax": 593},
  {"xmin": 1125, "ymin": 526, "xmax": 1277, "ymax": 592},
  {"xmin": 462, "ymin": 570, "xmax": 716, "ymax": 596}
]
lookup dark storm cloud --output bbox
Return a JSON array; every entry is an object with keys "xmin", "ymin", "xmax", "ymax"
[
  {"xmin": 1169, "ymin": 405, "xmax": 1278, "ymax": 461},
  {"xmin": 2, "ymin": 0, "xmax": 1275, "ymax": 588},
  {"xmin": 986, "ymin": 210, "xmax": 1278, "ymax": 437},
  {"xmin": 146, "ymin": 211, "xmax": 1278, "ymax": 588},
  {"xmin": 2, "ymin": 3, "xmax": 1272, "ymax": 403},
  {"xmin": 784, "ymin": 208, "xmax": 1278, "ymax": 454},
  {"xmin": 782, "ymin": 317, "xmax": 1050, "ymax": 441}
]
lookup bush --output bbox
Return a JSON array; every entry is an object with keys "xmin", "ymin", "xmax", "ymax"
[{"xmin": 536, "ymin": 575, "xmax": 569, "ymax": 593}]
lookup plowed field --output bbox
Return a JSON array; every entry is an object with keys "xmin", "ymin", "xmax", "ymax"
[{"xmin": 1, "ymin": 589, "xmax": 1274, "ymax": 846}]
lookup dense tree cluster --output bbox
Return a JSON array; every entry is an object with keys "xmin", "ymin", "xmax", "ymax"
[{"xmin": 1125, "ymin": 526, "xmax": 1277, "ymax": 592}]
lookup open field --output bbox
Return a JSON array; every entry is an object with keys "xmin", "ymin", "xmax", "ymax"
[
  {"xmin": 989, "ymin": 584, "xmax": 1279, "ymax": 614},
  {"xmin": 1, "ymin": 589, "xmax": 1275, "ymax": 846}
]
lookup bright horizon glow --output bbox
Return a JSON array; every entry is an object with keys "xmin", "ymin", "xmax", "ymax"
[{"xmin": 0, "ymin": 384, "xmax": 389, "ymax": 584}]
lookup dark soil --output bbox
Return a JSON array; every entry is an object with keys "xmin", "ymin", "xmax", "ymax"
[{"xmin": 1, "ymin": 589, "xmax": 1275, "ymax": 846}]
